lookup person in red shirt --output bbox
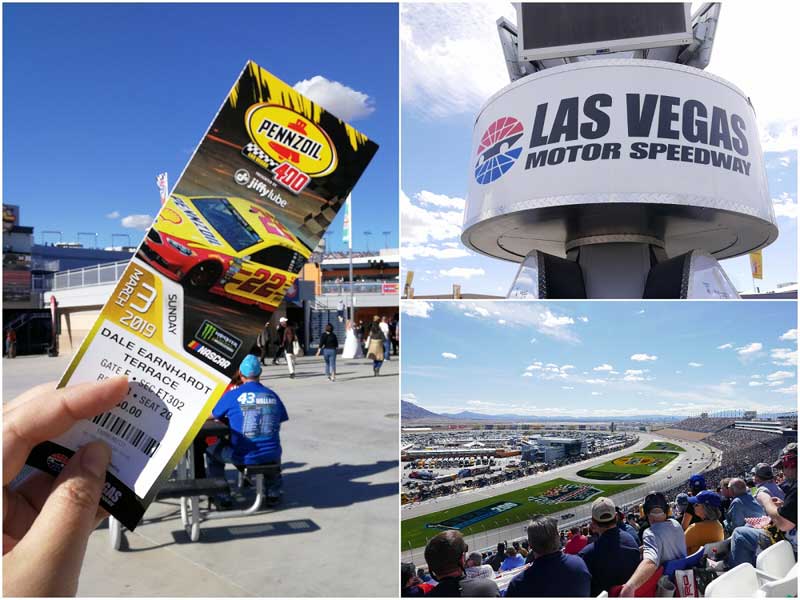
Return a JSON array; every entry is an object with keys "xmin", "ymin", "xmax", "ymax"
[{"xmin": 564, "ymin": 525, "xmax": 589, "ymax": 554}]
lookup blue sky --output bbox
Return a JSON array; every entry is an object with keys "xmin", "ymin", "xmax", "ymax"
[
  {"xmin": 401, "ymin": 3, "xmax": 798, "ymax": 295},
  {"xmin": 401, "ymin": 300, "xmax": 798, "ymax": 417},
  {"xmin": 3, "ymin": 3, "xmax": 398, "ymax": 253}
]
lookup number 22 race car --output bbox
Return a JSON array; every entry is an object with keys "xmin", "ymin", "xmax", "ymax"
[{"xmin": 140, "ymin": 194, "xmax": 311, "ymax": 311}]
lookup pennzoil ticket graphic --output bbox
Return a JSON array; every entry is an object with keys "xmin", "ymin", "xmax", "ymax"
[{"xmin": 26, "ymin": 61, "xmax": 378, "ymax": 529}]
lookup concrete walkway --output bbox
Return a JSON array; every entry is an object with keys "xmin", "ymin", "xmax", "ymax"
[{"xmin": 4, "ymin": 353, "xmax": 399, "ymax": 597}]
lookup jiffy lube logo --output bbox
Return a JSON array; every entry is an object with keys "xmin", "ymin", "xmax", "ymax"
[
  {"xmin": 474, "ymin": 116, "xmax": 524, "ymax": 184},
  {"xmin": 245, "ymin": 104, "xmax": 337, "ymax": 178}
]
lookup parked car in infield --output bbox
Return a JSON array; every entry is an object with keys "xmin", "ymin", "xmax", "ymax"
[{"xmin": 140, "ymin": 194, "xmax": 310, "ymax": 311}]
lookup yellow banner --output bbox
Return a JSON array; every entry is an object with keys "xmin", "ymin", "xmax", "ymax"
[{"xmin": 750, "ymin": 250, "xmax": 763, "ymax": 280}]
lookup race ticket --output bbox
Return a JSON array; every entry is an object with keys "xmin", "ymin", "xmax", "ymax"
[{"xmin": 26, "ymin": 61, "xmax": 378, "ymax": 529}]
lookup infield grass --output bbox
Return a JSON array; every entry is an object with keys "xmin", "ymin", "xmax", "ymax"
[
  {"xmin": 577, "ymin": 451, "xmax": 678, "ymax": 481},
  {"xmin": 643, "ymin": 441, "xmax": 685, "ymax": 453},
  {"xmin": 401, "ymin": 477, "xmax": 638, "ymax": 549}
]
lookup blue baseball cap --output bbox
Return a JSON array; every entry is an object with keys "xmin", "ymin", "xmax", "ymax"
[
  {"xmin": 676, "ymin": 493, "xmax": 689, "ymax": 507},
  {"xmin": 239, "ymin": 355, "xmax": 262, "ymax": 378},
  {"xmin": 689, "ymin": 474, "xmax": 707, "ymax": 492},
  {"xmin": 688, "ymin": 490, "xmax": 721, "ymax": 508}
]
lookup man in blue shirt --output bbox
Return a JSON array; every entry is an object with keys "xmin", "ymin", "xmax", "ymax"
[
  {"xmin": 580, "ymin": 497, "xmax": 640, "ymax": 597},
  {"xmin": 724, "ymin": 478, "xmax": 765, "ymax": 535},
  {"xmin": 505, "ymin": 515, "xmax": 591, "ymax": 597},
  {"xmin": 206, "ymin": 355, "xmax": 288, "ymax": 508}
]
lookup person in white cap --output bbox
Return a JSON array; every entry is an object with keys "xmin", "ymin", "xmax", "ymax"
[{"xmin": 272, "ymin": 317, "xmax": 287, "ymax": 365}]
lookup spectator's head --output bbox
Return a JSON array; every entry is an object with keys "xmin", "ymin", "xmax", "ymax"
[
  {"xmin": 373, "ymin": 315, "xmax": 381, "ymax": 322},
  {"xmin": 512, "ymin": 541, "xmax": 520, "ymax": 551},
  {"xmin": 581, "ymin": 526, "xmax": 590, "ymax": 537},
  {"xmin": 772, "ymin": 443, "xmax": 797, "ymax": 480},
  {"xmin": 279, "ymin": 317, "xmax": 287, "ymax": 324},
  {"xmin": 505, "ymin": 547, "xmax": 517, "ymax": 558},
  {"xmin": 689, "ymin": 474, "xmax": 707, "ymax": 495},
  {"xmin": 424, "ymin": 530, "xmax": 468, "ymax": 580},
  {"xmin": 466, "ymin": 552, "xmax": 483, "ymax": 568},
  {"xmin": 325, "ymin": 323, "xmax": 333, "ymax": 333},
  {"xmin": 643, "ymin": 491, "xmax": 670, "ymax": 523},
  {"xmin": 689, "ymin": 490, "xmax": 722, "ymax": 521},
  {"xmin": 675, "ymin": 493, "xmax": 689, "ymax": 512},
  {"xmin": 238, "ymin": 355, "xmax": 262, "ymax": 381},
  {"xmin": 626, "ymin": 513, "xmax": 638, "ymax": 525},
  {"xmin": 729, "ymin": 478, "xmax": 748, "ymax": 497},
  {"xmin": 570, "ymin": 526, "xmax": 580, "ymax": 535},
  {"xmin": 527, "ymin": 515, "xmax": 561, "ymax": 559},
  {"xmin": 719, "ymin": 478, "xmax": 733, "ymax": 498},
  {"xmin": 417, "ymin": 568, "xmax": 425, "ymax": 579},
  {"xmin": 496, "ymin": 542, "xmax": 505, "ymax": 554},
  {"xmin": 591, "ymin": 496, "xmax": 617, "ymax": 532},
  {"xmin": 751, "ymin": 463, "xmax": 774, "ymax": 484},
  {"xmin": 401, "ymin": 563, "xmax": 417, "ymax": 589}
]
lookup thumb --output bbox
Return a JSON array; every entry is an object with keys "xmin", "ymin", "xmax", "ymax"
[{"xmin": 16, "ymin": 441, "xmax": 111, "ymax": 596}]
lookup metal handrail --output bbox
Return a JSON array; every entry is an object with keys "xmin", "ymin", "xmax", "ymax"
[{"xmin": 52, "ymin": 260, "xmax": 129, "ymax": 291}]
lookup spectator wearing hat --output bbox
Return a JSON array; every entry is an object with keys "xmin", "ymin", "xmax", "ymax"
[
  {"xmin": 724, "ymin": 478, "xmax": 765, "ymax": 535},
  {"xmin": 620, "ymin": 492, "xmax": 687, "ymax": 597},
  {"xmin": 752, "ymin": 462, "xmax": 785, "ymax": 507},
  {"xmin": 564, "ymin": 525, "xmax": 588, "ymax": 555},
  {"xmin": 673, "ymin": 493, "xmax": 690, "ymax": 523},
  {"xmin": 625, "ymin": 513, "xmax": 640, "ymax": 533},
  {"xmin": 712, "ymin": 443, "xmax": 797, "ymax": 571},
  {"xmin": 579, "ymin": 497, "xmax": 640, "ymax": 597},
  {"xmin": 206, "ymin": 355, "xmax": 288, "ymax": 509},
  {"xmin": 465, "ymin": 552, "xmax": 495, "ymax": 580},
  {"xmin": 505, "ymin": 515, "xmax": 591, "ymax": 598},
  {"xmin": 683, "ymin": 491, "xmax": 724, "ymax": 554},
  {"xmin": 424, "ymin": 530, "xmax": 500, "ymax": 597},
  {"xmin": 680, "ymin": 474, "xmax": 707, "ymax": 530}
]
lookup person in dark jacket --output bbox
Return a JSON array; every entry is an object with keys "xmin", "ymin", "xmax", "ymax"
[
  {"xmin": 272, "ymin": 317, "xmax": 287, "ymax": 365},
  {"xmin": 424, "ymin": 530, "xmax": 500, "ymax": 597},
  {"xmin": 282, "ymin": 323, "xmax": 298, "ymax": 379},
  {"xmin": 316, "ymin": 323, "xmax": 339, "ymax": 381}
]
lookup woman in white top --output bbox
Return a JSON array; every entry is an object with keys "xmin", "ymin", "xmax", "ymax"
[{"xmin": 342, "ymin": 319, "xmax": 359, "ymax": 359}]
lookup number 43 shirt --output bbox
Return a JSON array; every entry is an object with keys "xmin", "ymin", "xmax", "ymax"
[{"xmin": 212, "ymin": 381, "xmax": 289, "ymax": 464}]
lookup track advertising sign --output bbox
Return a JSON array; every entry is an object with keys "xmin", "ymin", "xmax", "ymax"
[{"xmin": 26, "ymin": 61, "xmax": 378, "ymax": 529}]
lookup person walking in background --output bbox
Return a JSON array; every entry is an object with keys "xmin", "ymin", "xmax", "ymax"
[
  {"xmin": 256, "ymin": 322, "xmax": 271, "ymax": 366},
  {"xmin": 272, "ymin": 317, "xmax": 287, "ymax": 365},
  {"xmin": 366, "ymin": 315, "xmax": 385, "ymax": 376},
  {"xmin": 283, "ymin": 322, "xmax": 298, "ymax": 379},
  {"xmin": 317, "ymin": 323, "xmax": 339, "ymax": 381},
  {"xmin": 6, "ymin": 328, "xmax": 17, "ymax": 358},
  {"xmin": 342, "ymin": 319, "xmax": 358, "ymax": 359},
  {"xmin": 379, "ymin": 316, "xmax": 391, "ymax": 360},
  {"xmin": 389, "ymin": 314, "xmax": 399, "ymax": 357},
  {"xmin": 356, "ymin": 320, "xmax": 366, "ymax": 357}
]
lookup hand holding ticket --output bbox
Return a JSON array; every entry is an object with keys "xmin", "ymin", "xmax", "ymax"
[{"xmin": 3, "ymin": 377, "xmax": 127, "ymax": 597}]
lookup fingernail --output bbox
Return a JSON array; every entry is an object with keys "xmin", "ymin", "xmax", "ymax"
[{"xmin": 80, "ymin": 441, "xmax": 111, "ymax": 479}]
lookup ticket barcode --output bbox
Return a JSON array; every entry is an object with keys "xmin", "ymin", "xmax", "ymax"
[{"xmin": 91, "ymin": 412, "xmax": 161, "ymax": 457}]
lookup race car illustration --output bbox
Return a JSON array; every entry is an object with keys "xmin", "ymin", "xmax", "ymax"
[{"xmin": 139, "ymin": 194, "xmax": 311, "ymax": 311}]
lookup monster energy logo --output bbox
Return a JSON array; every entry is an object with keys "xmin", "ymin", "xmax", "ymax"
[
  {"xmin": 199, "ymin": 322, "xmax": 217, "ymax": 340},
  {"xmin": 194, "ymin": 320, "xmax": 241, "ymax": 358}
]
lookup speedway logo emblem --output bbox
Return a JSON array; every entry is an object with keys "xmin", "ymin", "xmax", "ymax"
[
  {"xmin": 193, "ymin": 320, "xmax": 241, "ymax": 358},
  {"xmin": 245, "ymin": 104, "xmax": 338, "ymax": 178},
  {"xmin": 474, "ymin": 116, "xmax": 524, "ymax": 184}
]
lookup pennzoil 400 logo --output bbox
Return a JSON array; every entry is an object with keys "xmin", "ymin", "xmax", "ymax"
[{"xmin": 244, "ymin": 104, "xmax": 338, "ymax": 195}]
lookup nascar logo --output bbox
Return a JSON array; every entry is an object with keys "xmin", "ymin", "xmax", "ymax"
[
  {"xmin": 187, "ymin": 340, "xmax": 231, "ymax": 368},
  {"xmin": 474, "ymin": 116, "xmax": 524, "ymax": 184},
  {"xmin": 245, "ymin": 104, "xmax": 337, "ymax": 177}
]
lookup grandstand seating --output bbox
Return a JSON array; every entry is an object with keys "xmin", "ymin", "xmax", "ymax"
[
  {"xmin": 704, "ymin": 563, "xmax": 761, "ymax": 597},
  {"xmin": 756, "ymin": 540, "xmax": 795, "ymax": 580},
  {"xmin": 672, "ymin": 417, "xmax": 737, "ymax": 434}
]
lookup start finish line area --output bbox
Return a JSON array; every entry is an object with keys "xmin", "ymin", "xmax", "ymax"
[{"xmin": 3, "ymin": 354, "xmax": 398, "ymax": 597}]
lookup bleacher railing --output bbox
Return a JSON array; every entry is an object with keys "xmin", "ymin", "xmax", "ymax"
[{"xmin": 52, "ymin": 260, "xmax": 129, "ymax": 290}]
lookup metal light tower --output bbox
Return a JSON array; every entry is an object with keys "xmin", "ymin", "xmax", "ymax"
[
  {"xmin": 364, "ymin": 230, "xmax": 372, "ymax": 252},
  {"xmin": 382, "ymin": 230, "xmax": 391, "ymax": 249}
]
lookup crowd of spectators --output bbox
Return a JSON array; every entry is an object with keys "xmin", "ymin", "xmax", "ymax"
[
  {"xmin": 672, "ymin": 417, "xmax": 738, "ymax": 434},
  {"xmin": 402, "ymin": 437, "xmax": 797, "ymax": 597}
]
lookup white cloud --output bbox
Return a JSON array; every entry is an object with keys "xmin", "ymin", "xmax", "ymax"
[
  {"xmin": 121, "ymin": 214, "xmax": 153, "ymax": 230},
  {"xmin": 636, "ymin": 310, "xmax": 645, "ymax": 315},
  {"xmin": 578, "ymin": 316, "xmax": 589, "ymax": 323},
  {"xmin": 522, "ymin": 372, "xmax": 533, "ymax": 377},
  {"xmin": 441, "ymin": 352, "xmax": 458, "ymax": 360},
  {"xmin": 105, "ymin": 210, "xmax": 120, "ymax": 219},
  {"xmin": 402, "ymin": 393, "xmax": 418, "ymax": 403},
  {"xmin": 737, "ymin": 342, "xmax": 763, "ymax": 355},
  {"xmin": 445, "ymin": 302, "xmax": 581, "ymax": 343},
  {"xmin": 584, "ymin": 379, "xmax": 607, "ymax": 385},
  {"xmin": 780, "ymin": 329, "xmax": 798, "ymax": 341},
  {"xmin": 562, "ymin": 386, "xmax": 574, "ymax": 390},
  {"xmin": 771, "ymin": 348, "xmax": 798, "ymax": 366},
  {"xmin": 440, "ymin": 267, "xmax": 485, "ymax": 279},
  {"xmin": 688, "ymin": 362, "xmax": 703, "ymax": 368},
  {"xmin": 749, "ymin": 381, "xmax": 764, "ymax": 387},
  {"xmin": 562, "ymin": 365, "xmax": 575, "ymax": 371},
  {"xmin": 403, "ymin": 301, "xmax": 434, "ymax": 319},
  {"xmin": 401, "ymin": 3, "xmax": 513, "ymax": 117},
  {"xmin": 541, "ymin": 311, "xmax": 575, "ymax": 328},
  {"xmin": 593, "ymin": 364, "xmax": 614, "ymax": 372},
  {"xmin": 772, "ymin": 193, "xmax": 798, "ymax": 219},
  {"xmin": 631, "ymin": 353, "xmax": 658, "ymax": 362},
  {"xmin": 415, "ymin": 190, "xmax": 466, "ymax": 210},
  {"xmin": 293, "ymin": 76, "xmax": 374, "ymax": 121},
  {"xmin": 767, "ymin": 370, "xmax": 795, "ymax": 381},
  {"xmin": 717, "ymin": 343, "xmax": 733, "ymax": 350},
  {"xmin": 773, "ymin": 384, "xmax": 798, "ymax": 395},
  {"xmin": 591, "ymin": 391, "xmax": 602, "ymax": 396},
  {"xmin": 498, "ymin": 319, "xmax": 507, "ymax": 325},
  {"xmin": 400, "ymin": 190, "xmax": 464, "ymax": 246},
  {"xmin": 401, "ymin": 244, "xmax": 470, "ymax": 260}
]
